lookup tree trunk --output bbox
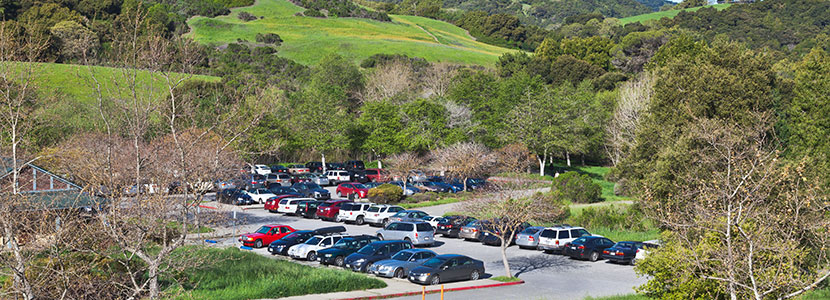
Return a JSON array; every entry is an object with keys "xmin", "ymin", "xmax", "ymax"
[
  {"xmin": 500, "ymin": 238, "xmax": 512, "ymax": 277},
  {"xmin": 566, "ymin": 151, "xmax": 571, "ymax": 167},
  {"xmin": 463, "ymin": 176, "xmax": 468, "ymax": 192},
  {"xmin": 148, "ymin": 263, "xmax": 159, "ymax": 299},
  {"xmin": 581, "ymin": 154, "xmax": 585, "ymax": 166},
  {"xmin": 321, "ymin": 153, "xmax": 327, "ymax": 173},
  {"xmin": 538, "ymin": 155, "xmax": 546, "ymax": 177},
  {"xmin": 377, "ymin": 160, "xmax": 382, "ymax": 169}
]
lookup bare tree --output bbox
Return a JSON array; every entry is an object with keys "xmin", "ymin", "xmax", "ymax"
[
  {"xmin": 606, "ymin": 72, "xmax": 653, "ymax": 166},
  {"xmin": 431, "ymin": 142, "xmax": 493, "ymax": 191},
  {"xmin": 363, "ymin": 60, "xmax": 414, "ymax": 102},
  {"xmin": 422, "ymin": 62, "xmax": 456, "ymax": 98},
  {"xmin": 462, "ymin": 190, "xmax": 568, "ymax": 278},
  {"xmin": 495, "ymin": 143, "xmax": 534, "ymax": 174},
  {"xmin": 640, "ymin": 114, "xmax": 830, "ymax": 300},
  {"xmin": 386, "ymin": 152, "xmax": 424, "ymax": 193}
]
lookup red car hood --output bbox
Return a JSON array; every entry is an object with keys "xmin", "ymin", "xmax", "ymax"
[{"xmin": 243, "ymin": 232, "xmax": 266, "ymax": 239}]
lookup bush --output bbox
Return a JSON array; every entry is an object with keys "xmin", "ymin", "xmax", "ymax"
[
  {"xmin": 367, "ymin": 184, "xmax": 403, "ymax": 204},
  {"xmin": 255, "ymin": 33, "xmax": 283, "ymax": 45},
  {"xmin": 551, "ymin": 171, "xmax": 602, "ymax": 203},
  {"xmin": 238, "ymin": 11, "xmax": 257, "ymax": 21},
  {"xmin": 408, "ymin": 192, "xmax": 440, "ymax": 203},
  {"xmin": 568, "ymin": 204, "xmax": 648, "ymax": 231},
  {"xmin": 303, "ymin": 8, "xmax": 325, "ymax": 18}
]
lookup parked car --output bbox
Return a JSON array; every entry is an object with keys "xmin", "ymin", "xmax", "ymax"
[
  {"xmin": 316, "ymin": 200, "xmax": 353, "ymax": 221},
  {"xmin": 537, "ymin": 226, "xmax": 592, "ymax": 254},
  {"xmin": 349, "ymin": 170, "xmax": 370, "ymax": 183},
  {"xmin": 427, "ymin": 176, "xmax": 463, "ymax": 193},
  {"xmin": 252, "ymin": 164, "xmax": 271, "ymax": 175},
  {"xmin": 480, "ymin": 222, "xmax": 531, "ymax": 246},
  {"xmin": 564, "ymin": 236, "xmax": 616, "ymax": 262},
  {"xmin": 265, "ymin": 195, "xmax": 294, "ymax": 212},
  {"xmin": 435, "ymin": 216, "xmax": 476, "ymax": 238},
  {"xmin": 270, "ymin": 165, "xmax": 290, "ymax": 174},
  {"xmin": 388, "ymin": 210, "xmax": 430, "ymax": 223},
  {"xmin": 363, "ymin": 182, "xmax": 382, "ymax": 189},
  {"xmin": 459, "ymin": 220, "xmax": 488, "ymax": 241},
  {"xmin": 305, "ymin": 162, "xmax": 325, "ymax": 173},
  {"xmin": 326, "ymin": 170, "xmax": 351, "ymax": 184},
  {"xmin": 219, "ymin": 189, "xmax": 253, "ymax": 205},
  {"xmin": 336, "ymin": 182, "xmax": 369, "ymax": 198},
  {"xmin": 343, "ymin": 240, "xmax": 413, "ymax": 272},
  {"xmin": 269, "ymin": 230, "xmax": 315, "ymax": 255},
  {"xmin": 365, "ymin": 168, "xmax": 389, "ymax": 182},
  {"xmin": 408, "ymin": 254, "xmax": 485, "ymax": 285},
  {"xmin": 376, "ymin": 221, "xmax": 435, "ymax": 246},
  {"xmin": 245, "ymin": 174, "xmax": 267, "ymax": 189},
  {"xmin": 239, "ymin": 224, "xmax": 295, "ymax": 248},
  {"xmin": 288, "ymin": 164, "xmax": 310, "ymax": 174},
  {"xmin": 337, "ymin": 202, "xmax": 374, "ymax": 224},
  {"xmin": 213, "ymin": 180, "xmax": 235, "ymax": 191},
  {"xmin": 408, "ymin": 170, "xmax": 428, "ymax": 182},
  {"xmin": 413, "ymin": 181, "xmax": 452, "ymax": 193},
  {"xmin": 268, "ymin": 186, "xmax": 304, "ymax": 197},
  {"xmin": 245, "ymin": 188, "xmax": 276, "ymax": 204},
  {"xmin": 515, "ymin": 226, "xmax": 546, "ymax": 250},
  {"xmin": 369, "ymin": 249, "xmax": 437, "ymax": 278},
  {"xmin": 317, "ymin": 235, "xmax": 380, "ymax": 266},
  {"xmin": 277, "ymin": 198, "xmax": 312, "ymax": 215},
  {"xmin": 603, "ymin": 240, "xmax": 660, "ymax": 265},
  {"xmin": 292, "ymin": 182, "xmax": 331, "ymax": 200},
  {"xmin": 364, "ymin": 205, "xmax": 406, "ymax": 226},
  {"xmin": 308, "ymin": 173, "xmax": 330, "ymax": 186},
  {"xmin": 266, "ymin": 173, "xmax": 291, "ymax": 187},
  {"xmin": 298, "ymin": 200, "xmax": 325, "ymax": 219},
  {"xmin": 290, "ymin": 173, "xmax": 312, "ymax": 184},
  {"xmin": 287, "ymin": 226, "xmax": 349, "ymax": 261},
  {"xmin": 328, "ymin": 162, "xmax": 346, "ymax": 170},
  {"xmin": 387, "ymin": 181, "xmax": 421, "ymax": 196},
  {"xmin": 344, "ymin": 160, "xmax": 365, "ymax": 171},
  {"xmin": 465, "ymin": 178, "xmax": 488, "ymax": 190},
  {"xmin": 421, "ymin": 216, "xmax": 442, "ymax": 229}
]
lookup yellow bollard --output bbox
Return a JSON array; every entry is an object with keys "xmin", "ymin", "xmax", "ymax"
[
  {"xmin": 422, "ymin": 286, "xmax": 426, "ymax": 300},
  {"xmin": 441, "ymin": 285, "xmax": 444, "ymax": 300}
]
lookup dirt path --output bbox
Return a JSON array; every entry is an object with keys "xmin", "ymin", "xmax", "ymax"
[{"xmin": 413, "ymin": 23, "xmax": 440, "ymax": 44}]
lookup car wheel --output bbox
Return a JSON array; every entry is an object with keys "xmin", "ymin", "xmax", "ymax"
[
  {"xmin": 395, "ymin": 268, "xmax": 406, "ymax": 278},
  {"xmin": 335, "ymin": 256, "xmax": 345, "ymax": 267},
  {"xmin": 362, "ymin": 262, "xmax": 373, "ymax": 273},
  {"xmin": 630, "ymin": 258, "xmax": 637, "ymax": 266},
  {"xmin": 356, "ymin": 216, "xmax": 365, "ymax": 225},
  {"xmin": 404, "ymin": 237, "xmax": 412, "ymax": 244},
  {"xmin": 589, "ymin": 251, "xmax": 599, "ymax": 262},
  {"xmin": 382, "ymin": 218, "xmax": 389, "ymax": 227},
  {"xmin": 307, "ymin": 251, "xmax": 317, "ymax": 261},
  {"xmin": 254, "ymin": 239, "xmax": 263, "ymax": 248},
  {"xmin": 377, "ymin": 234, "xmax": 384, "ymax": 240},
  {"xmin": 430, "ymin": 275, "xmax": 440, "ymax": 285},
  {"xmin": 337, "ymin": 191, "xmax": 343, "ymax": 198},
  {"xmin": 470, "ymin": 270, "xmax": 480, "ymax": 281}
]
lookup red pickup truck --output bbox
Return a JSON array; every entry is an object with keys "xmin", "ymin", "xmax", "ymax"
[
  {"xmin": 315, "ymin": 200, "xmax": 353, "ymax": 221},
  {"xmin": 239, "ymin": 224, "xmax": 296, "ymax": 248}
]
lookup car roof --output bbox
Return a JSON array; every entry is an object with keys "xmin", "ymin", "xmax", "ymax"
[
  {"xmin": 263, "ymin": 224, "xmax": 289, "ymax": 227},
  {"xmin": 401, "ymin": 210, "xmax": 426, "ymax": 213},
  {"xmin": 393, "ymin": 221, "xmax": 430, "ymax": 225},
  {"xmin": 399, "ymin": 248, "xmax": 436, "ymax": 254},
  {"xmin": 434, "ymin": 254, "xmax": 465, "ymax": 259},
  {"xmin": 544, "ymin": 225, "xmax": 583, "ymax": 230},
  {"xmin": 370, "ymin": 240, "xmax": 408, "ymax": 245}
]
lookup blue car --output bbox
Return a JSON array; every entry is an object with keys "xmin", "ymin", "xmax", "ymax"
[
  {"xmin": 602, "ymin": 241, "xmax": 648, "ymax": 265},
  {"xmin": 343, "ymin": 240, "xmax": 413, "ymax": 272}
]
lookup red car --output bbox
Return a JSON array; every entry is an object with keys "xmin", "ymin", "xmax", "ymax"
[
  {"xmin": 239, "ymin": 224, "xmax": 295, "ymax": 248},
  {"xmin": 364, "ymin": 168, "xmax": 389, "ymax": 182},
  {"xmin": 265, "ymin": 195, "xmax": 295, "ymax": 213},
  {"xmin": 336, "ymin": 182, "xmax": 369, "ymax": 198},
  {"xmin": 315, "ymin": 199, "xmax": 352, "ymax": 221}
]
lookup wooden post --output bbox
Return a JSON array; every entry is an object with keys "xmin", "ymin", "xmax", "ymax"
[
  {"xmin": 441, "ymin": 285, "xmax": 444, "ymax": 300},
  {"xmin": 422, "ymin": 286, "xmax": 426, "ymax": 300}
]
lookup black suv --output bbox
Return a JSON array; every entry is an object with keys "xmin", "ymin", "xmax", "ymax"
[
  {"xmin": 306, "ymin": 162, "xmax": 325, "ymax": 173},
  {"xmin": 349, "ymin": 170, "xmax": 370, "ymax": 183},
  {"xmin": 344, "ymin": 160, "xmax": 365, "ymax": 170}
]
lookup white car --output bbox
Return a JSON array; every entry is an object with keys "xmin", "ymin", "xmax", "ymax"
[
  {"xmin": 326, "ymin": 170, "xmax": 351, "ymax": 185},
  {"xmin": 634, "ymin": 240, "xmax": 661, "ymax": 264},
  {"xmin": 245, "ymin": 188, "xmax": 276, "ymax": 204},
  {"xmin": 538, "ymin": 226, "xmax": 592, "ymax": 253},
  {"xmin": 363, "ymin": 205, "xmax": 405, "ymax": 227},
  {"xmin": 288, "ymin": 234, "xmax": 348, "ymax": 261},
  {"xmin": 276, "ymin": 198, "xmax": 311, "ymax": 215},
  {"xmin": 252, "ymin": 164, "xmax": 272, "ymax": 175},
  {"xmin": 337, "ymin": 202, "xmax": 374, "ymax": 225},
  {"xmin": 421, "ymin": 216, "xmax": 442, "ymax": 229}
]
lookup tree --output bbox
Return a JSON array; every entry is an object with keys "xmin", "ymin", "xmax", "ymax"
[
  {"xmin": 356, "ymin": 101, "xmax": 405, "ymax": 164},
  {"xmin": 636, "ymin": 115, "xmax": 830, "ymax": 300},
  {"xmin": 462, "ymin": 190, "xmax": 568, "ymax": 278},
  {"xmin": 422, "ymin": 62, "xmax": 456, "ymax": 98},
  {"xmin": 559, "ymin": 36, "xmax": 614, "ymax": 70},
  {"xmin": 431, "ymin": 142, "xmax": 494, "ymax": 191},
  {"xmin": 386, "ymin": 152, "xmax": 424, "ymax": 193},
  {"xmin": 606, "ymin": 72, "xmax": 654, "ymax": 166},
  {"xmin": 548, "ymin": 55, "xmax": 604, "ymax": 87},
  {"xmin": 784, "ymin": 48, "xmax": 830, "ymax": 185},
  {"xmin": 674, "ymin": 0, "xmax": 706, "ymax": 10},
  {"xmin": 363, "ymin": 59, "xmax": 415, "ymax": 103},
  {"xmin": 506, "ymin": 86, "xmax": 558, "ymax": 176},
  {"xmin": 50, "ymin": 20, "xmax": 99, "ymax": 61}
]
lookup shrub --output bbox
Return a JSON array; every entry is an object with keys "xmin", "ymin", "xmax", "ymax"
[
  {"xmin": 303, "ymin": 8, "xmax": 325, "ymax": 18},
  {"xmin": 408, "ymin": 192, "xmax": 439, "ymax": 203},
  {"xmin": 568, "ymin": 204, "xmax": 649, "ymax": 231},
  {"xmin": 237, "ymin": 11, "xmax": 257, "ymax": 21},
  {"xmin": 551, "ymin": 171, "xmax": 602, "ymax": 203},
  {"xmin": 368, "ymin": 184, "xmax": 403, "ymax": 204},
  {"xmin": 255, "ymin": 33, "xmax": 283, "ymax": 45}
]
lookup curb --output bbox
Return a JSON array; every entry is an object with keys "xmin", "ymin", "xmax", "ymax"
[{"xmin": 335, "ymin": 280, "xmax": 524, "ymax": 300}]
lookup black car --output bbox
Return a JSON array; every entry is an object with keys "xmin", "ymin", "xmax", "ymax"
[
  {"xmin": 268, "ymin": 186, "xmax": 304, "ymax": 197},
  {"xmin": 268, "ymin": 230, "xmax": 315, "ymax": 255},
  {"xmin": 270, "ymin": 165, "xmax": 290, "ymax": 173},
  {"xmin": 349, "ymin": 170, "xmax": 370, "ymax": 184},
  {"xmin": 317, "ymin": 235, "xmax": 380, "ymax": 266},
  {"xmin": 292, "ymin": 182, "xmax": 331, "ymax": 200},
  {"xmin": 219, "ymin": 189, "xmax": 253, "ymax": 205},
  {"xmin": 306, "ymin": 162, "xmax": 325, "ymax": 173},
  {"xmin": 564, "ymin": 236, "xmax": 616, "ymax": 262},
  {"xmin": 408, "ymin": 254, "xmax": 485, "ymax": 285},
  {"xmin": 435, "ymin": 216, "xmax": 476, "ymax": 238},
  {"xmin": 602, "ymin": 241, "xmax": 658, "ymax": 265},
  {"xmin": 344, "ymin": 160, "xmax": 365, "ymax": 170},
  {"xmin": 328, "ymin": 162, "xmax": 345, "ymax": 170},
  {"xmin": 343, "ymin": 240, "xmax": 413, "ymax": 272},
  {"xmin": 480, "ymin": 222, "xmax": 532, "ymax": 246},
  {"xmin": 298, "ymin": 200, "xmax": 324, "ymax": 218}
]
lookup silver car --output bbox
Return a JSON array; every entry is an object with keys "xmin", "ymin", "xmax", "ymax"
[
  {"xmin": 515, "ymin": 226, "xmax": 545, "ymax": 250},
  {"xmin": 368, "ymin": 249, "xmax": 437, "ymax": 278},
  {"xmin": 310, "ymin": 173, "xmax": 330, "ymax": 186},
  {"xmin": 376, "ymin": 221, "xmax": 435, "ymax": 246}
]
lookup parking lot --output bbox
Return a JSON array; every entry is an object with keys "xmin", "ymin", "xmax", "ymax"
[{"xmin": 206, "ymin": 185, "xmax": 647, "ymax": 300}]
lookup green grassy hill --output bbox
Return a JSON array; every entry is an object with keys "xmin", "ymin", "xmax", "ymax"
[
  {"xmin": 5, "ymin": 62, "xmax": 219, "ymax": 130},
  {"xmin": 186, "ymin": 0, "xmax": 516, "ymax": 66},
  {"xmin": 620, "ymin": 3, "xmax": 731, "ymax": 24}
]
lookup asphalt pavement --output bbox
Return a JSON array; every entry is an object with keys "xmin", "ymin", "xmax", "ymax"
[{"xmin": 204, "ymin": 186, "xmax": 647, "ymax": 300}]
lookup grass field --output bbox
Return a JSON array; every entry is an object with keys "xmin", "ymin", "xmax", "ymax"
[
  {"xmin": 548, "ymin": 162, "xmax": 632, "ymax": 203},
  {"xmin": 620, "ymin": 4, "xmax": 732, "ymax": 24},
  {"xmin": 168, "ymin": 246, "xmax": 385, "ymax": 300},
  {"xmin": 4, "ymin": 62, "xmax": 219, "ymax": 130},
  {"xmin": 186, "ymin": 0, "xmax": 516, "ymax": 66}
]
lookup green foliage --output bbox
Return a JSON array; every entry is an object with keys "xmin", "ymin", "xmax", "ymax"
[
  {"xmin": 443, "ymin": 0, "xmax": 653, "ymax": 28},
  {"xmin": 355, "ymin": 101, "xmax": 405, "ymax": 156},
  {"xmin": 634, "ymin": 232, "xmax": 722, "ymax": 299},
  {"xmin": 290, "ymin": 0, "xmax": 391, "ymax": 21},
  {"xmin": 490, "ymin": 276, "xmax": 523, "ymax": 283},
  {"xmin": 567, "ymin": 203, "xmax": 648, "ymax": 231},
  {"xmin": 406, "ymin": 191, "xmax": 441, "ymax": 203},
  {"xmin": 551, "ymin": 171, "xmax": 602, "ymax": 204},
  {"xmin": 548, "ymin": 55, "xmax": 605, "ymax": 87},
  {"xmin": 619, "ymin": 4, "xmax": 730, "ymax": 25},
  {"xmin": 238, "ymin": 11, "xmax": 258, "ymax": 21},
  {"xmin": 673, "ymin": 0, "xmax": 706, "ymax": 10},
  {"xmin": 784, "ymin": 48, "xmax": 830, "ymax": 184},
  {"xmin": 560, "ymin": 36, "xmax": 614, "ymax": 70},
  {"xmin": 169, "ymin": 246, "xmax": 385, "ymax": 299},
  {"xmin": 400, "ymin": 196, "xmax": 463, "ymax": 209},
  {"xmin": 255, "ymin": 33, "xmax": 282, "ymax": 44},
  {"xmin": 367, "ymin": 184, "xmax": 403, "ymax": 204}
]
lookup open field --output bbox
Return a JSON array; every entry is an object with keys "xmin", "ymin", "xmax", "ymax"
[
  {"xmin": 620, "ymin": 4, "xmax": 732, "ymax": 24},
  {"xmin": 187, "ymin": 0, "xmax": 516, "ymax": 66}
]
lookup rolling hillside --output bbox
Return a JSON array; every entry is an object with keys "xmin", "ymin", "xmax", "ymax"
[
  {"xmin": 186, "ymin": 0, "xmax": 516, "ymax": 66},
  {"xmin": 620, "ymin": 3, "xmax": 732, "ymax": 24}
]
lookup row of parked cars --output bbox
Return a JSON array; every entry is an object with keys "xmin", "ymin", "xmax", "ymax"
[{"xmin": 239, "ymin": 225, "xmax": 485, "ymax": 285}]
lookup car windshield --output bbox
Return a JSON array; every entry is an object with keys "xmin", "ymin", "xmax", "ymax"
[
  {"xmin": 392, "ymin": 212, "xmax": 407, "ymax": 217},
  {"xmin": 304, "ymin": 237, "xmax": 322, "ymax": 245},
  {"xmin": 573, "ymin": 237, "xmax": 590, "ymax": 244},
  {"xmin": 283, "ymin": 232, "xmax": 304, "ymax": 239},
  {"xmin": 614, "ymin": 242, "xmax": 635, "ymax": 249},
  {"xmin": 465, "ymin": 220, "xmax": 478, "ymax": 226},
  {"xmin": 334, "ymin": 239, "xmax": 361, "ymax": 249},
  {"xmin": 357, "ymin": 244, "xmax": 381, "ymax": 255},
  {"xmin": 521, "ymin": 228, "xmax": 540, "ymax": 234},
  {"xmin": 353, "ymin": 183, "xmax": 367, "ymax": 189},
  {"xmin": 391, "ymin": 251, "xmax": 413, "ymax": 261},
  {"xmin": 368, "ymin": 206, "xmax": 380, "ymax": 212},
  {"xmin": 422, "ymin": 257, "xmax": 447, "ymax": 268},
  {"xmin": 255, "ymin": 226, "xmax": 270, "ymax": 234}
]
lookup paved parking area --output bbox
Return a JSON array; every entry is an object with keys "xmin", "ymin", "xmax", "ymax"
[{"xmin": 205, "ymin": 186, "xmax": 647, "ymax": 300}]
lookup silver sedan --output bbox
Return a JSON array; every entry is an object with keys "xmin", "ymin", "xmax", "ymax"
[{"xmin": 368, "ymin": 249, "xmax": 437, "ymax": 278}]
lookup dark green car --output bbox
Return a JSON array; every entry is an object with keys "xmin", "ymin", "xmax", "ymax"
[{"xmin": 317, "ymin": 235, "xmax": 380, "ymax": 266}]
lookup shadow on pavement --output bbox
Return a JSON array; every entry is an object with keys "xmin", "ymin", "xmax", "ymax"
[{"xmin": 499, "ymin": 254, "xmax": 586, "ymax": 277}]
